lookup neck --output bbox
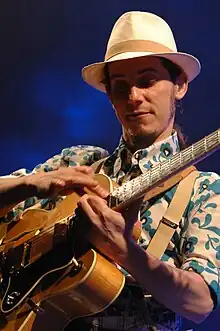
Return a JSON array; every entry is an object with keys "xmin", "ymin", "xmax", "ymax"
[{"xmin": 123, "ymin": 124, "xmax": 174, "ymax": 153}]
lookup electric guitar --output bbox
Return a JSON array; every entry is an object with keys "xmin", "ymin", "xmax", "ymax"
[{"xmin": 0, "ymin": 129, "xmax": 219, "ymax": 331}]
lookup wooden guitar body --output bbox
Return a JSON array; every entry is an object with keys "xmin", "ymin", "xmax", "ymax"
[{"xmin": 0, "ymin": 174, "xmax": 138, "ymax": 331}]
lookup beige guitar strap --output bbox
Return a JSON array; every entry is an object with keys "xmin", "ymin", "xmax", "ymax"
[{"xmin": 146, "ymin": 170, "xmax": 199, "ymax": 259}]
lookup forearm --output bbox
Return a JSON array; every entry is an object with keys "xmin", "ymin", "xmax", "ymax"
[
  {"xmin": 0, "ymin": 177, "xmax": 33, "ymax": 213},
  {"xmin": 123, "ymin": 240, "xmax": 213, "ymax": 323}
]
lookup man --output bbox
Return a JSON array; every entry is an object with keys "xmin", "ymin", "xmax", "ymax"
[{"xmin": 1, "ymin": 11, "xmax": 219, "ymax": 331}]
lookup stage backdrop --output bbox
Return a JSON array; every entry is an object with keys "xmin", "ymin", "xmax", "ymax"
[{"xmin": 1, "ymin": 1, "xmax": 220, "ymax": 330}]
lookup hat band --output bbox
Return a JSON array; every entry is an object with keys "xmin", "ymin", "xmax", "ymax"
[{"xmin": 105, "ymin": 40, "xmax": 174, "ymax": 61}]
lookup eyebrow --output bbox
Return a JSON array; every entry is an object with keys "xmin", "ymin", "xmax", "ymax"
[{"xmin": 109, "ymin": 68, "xmax": 158, "ymax": 80}]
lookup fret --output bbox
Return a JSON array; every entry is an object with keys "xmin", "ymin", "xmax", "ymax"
[
  {"xmin": 193, "ymin": 142, "xmax": 204, "ymax": 156},
  {"xmin": 111, "ymin": 129, "xmax": 220, "ymax": 205},
  {"xmin": 160, "ymin": 159, "xmax": 170, "ymax": 177},
  {"xmin": 150, "ymin": 165, "xmax": 161, "ymax": 184},
  {"xmin": 191, "ymin": 144, "xmax": 195, "ymax": 159},
  {"xmin": 167, "ymin": 156, "xmax": 178, "ymax": 173},
  {"xmin": 179, "ymin": 149, "xmax": 190, "ymax": 166},
  {"xmin": 171, "ymin": 152, "xmax": 184, "ymax": 170},
  {"xmin": 207, "ymin": 132, "xmax": 219, "ymax": 148},
  {"xmin": 170, "ymin": 153, "xmax": 181, "ymax": 168},
  {"xmin": 206, "ymin": 136, "xmax": 213, "ymax": 150}
]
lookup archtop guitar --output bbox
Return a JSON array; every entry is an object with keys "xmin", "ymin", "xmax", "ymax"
[{"xmin": 0, "ymin": 129, "xmax": 219, "ymax": 331}]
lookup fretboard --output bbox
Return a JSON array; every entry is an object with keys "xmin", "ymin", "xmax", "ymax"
[{"xmin": 111, "ymin": 129, "xmax": 220, "ymax": 203}]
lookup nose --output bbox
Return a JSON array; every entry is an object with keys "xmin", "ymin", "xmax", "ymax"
[{"xmin": 128, "ymin": 86, "xmax": 144, "ymax": 106}]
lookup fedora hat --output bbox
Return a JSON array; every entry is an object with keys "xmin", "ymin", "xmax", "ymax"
[{"xmin": 82, "ymin": 11, "xmax": 201, "ymax": 92}]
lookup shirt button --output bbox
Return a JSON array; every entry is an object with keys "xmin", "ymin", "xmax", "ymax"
[{"xmin": 164, "ymin": 148, "xmax": 171, "ymax": 157}]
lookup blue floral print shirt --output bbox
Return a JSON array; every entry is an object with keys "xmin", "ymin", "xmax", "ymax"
[
  {"xmin": 2, "ymin": 133, "xmax": 220, "ymax": 330},
  {"xmin": 99, "ymin": 133, "xmax": 220, "ymax": 309}
]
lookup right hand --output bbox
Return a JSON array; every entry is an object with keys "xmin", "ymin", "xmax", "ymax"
[{"xmin": 23, "ymin": 166, "xmax": 108, "ymax": 199}]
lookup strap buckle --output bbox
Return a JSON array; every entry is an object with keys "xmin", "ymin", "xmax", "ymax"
[{"xmin": 162, "ymin": 217, "xmax": 178, "ymax": 229}]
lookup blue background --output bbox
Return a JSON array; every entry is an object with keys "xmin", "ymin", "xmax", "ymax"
[{"xmin": 1, "ymin": 1, "xmax": 220, "ymax": 329}]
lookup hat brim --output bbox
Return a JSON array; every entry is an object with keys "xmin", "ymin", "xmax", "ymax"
[{"xmin": 82, "ymin": 51, "xmax": 201, "ymax": 93}]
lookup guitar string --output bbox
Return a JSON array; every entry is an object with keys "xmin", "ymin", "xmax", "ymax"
[
  {"xmin": 113, "ymin": 132, "xmax": 220, "ymax": 202},
  {"xmin": 9, "ymin": 130, "xmax": 220, "ymax": 256},
  {"xmin": 27, "ymin": 133, "xmax": 212, "ymax": 247}
]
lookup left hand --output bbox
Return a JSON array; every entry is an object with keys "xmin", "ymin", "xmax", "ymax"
[{"xmin": 77, "ymin": 194, "xmax": 142, "ymax": 265}]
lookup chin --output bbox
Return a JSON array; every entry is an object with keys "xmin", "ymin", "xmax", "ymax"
[{"xmin": 127, "ymin": 124, "xmax": 157, "ymax": 138}]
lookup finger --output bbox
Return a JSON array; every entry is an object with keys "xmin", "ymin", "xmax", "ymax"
[
  {"xmin": 77, "ymin": 195, "xmax": 102, "ymax": 225},
  {"xmin": 83, "ymin": 195, "xmax": 109, "ymax": 214},
  {"xmin": 122, "ymin": 198, "xmax": 143, "ymax": 229},
  {"xmin": 82, "ymin": 196, "xmax": 123, "ymax": 232},
  {"xmin": 69, "ymin": 174, "xmax": 108, "ymax": 198},
  {"xmin": 73, "ymin": 166, "xmax": 94, "ymax": 175}
]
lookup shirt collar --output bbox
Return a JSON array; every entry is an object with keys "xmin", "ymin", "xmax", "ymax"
[{"xmin": 103, "ymin": 131, "xmax": 180, "ymax": 179}]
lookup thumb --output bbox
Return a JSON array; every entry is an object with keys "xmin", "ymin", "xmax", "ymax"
[{"xmin": 122, "ymin": 198, "xmax": 143, "ymax": 232}]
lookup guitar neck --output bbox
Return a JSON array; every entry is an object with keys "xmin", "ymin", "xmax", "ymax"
[{"xmin": 111, "ymin": 129, "xmax": 220, "ymax": 204}]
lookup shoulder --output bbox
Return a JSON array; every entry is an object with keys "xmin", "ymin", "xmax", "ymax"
[
  {"xmin": 33, "ymin": 145, "xmax": 109, "ymax": 172},
  {"xmin": 7, "ymin": 145, "xmax": 109, "ymax": 177},
  {"xmin": 192, "ymin": 171, "xmax": 220, "ymax": 198},
  {"xmin": 184, "ymin": 170, "xmax": 220, "ymax": 216}
]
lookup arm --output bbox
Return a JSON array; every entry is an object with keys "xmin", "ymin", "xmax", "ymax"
[
  {"xmin": 0, "ymin": 176, "xmax": 33, "ymax": 216},
  {"xmin": 0, "ymin": 145, "xmax": 109, "ymax": 219},
  {"xmin": 122, "ymin": 240, "xmax": 213, "ymax": 323},
  {"xmin": 0, "ymin": 167, "xmax": 108, "ymax": 216},
  {"xmin": 78, "ymin": 173, "xmax": 220, "ymax": 323}
]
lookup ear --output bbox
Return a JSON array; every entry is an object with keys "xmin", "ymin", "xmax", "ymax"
[{"xmin": 174, "ymin": 72, "xmax": 188, "ymax": 100}]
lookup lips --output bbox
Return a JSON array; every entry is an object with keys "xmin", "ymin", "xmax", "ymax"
[{"xmin": 126, "ymin": 111, "xmax": 152, "ymax": 119}]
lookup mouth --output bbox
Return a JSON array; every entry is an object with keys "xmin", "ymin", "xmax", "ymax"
[{"xmin": 126, "ymin": 112, "xmax": 153, "ymax": 119}]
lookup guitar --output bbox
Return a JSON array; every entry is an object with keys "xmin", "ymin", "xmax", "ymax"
[{"xmin": 0, "ymin": 129, "xmax": 220, "ymax": 331}]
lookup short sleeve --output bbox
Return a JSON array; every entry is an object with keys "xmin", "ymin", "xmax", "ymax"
[{"xmin": 181, "ymin": 172, "xmax": 220, "ymax": 309}]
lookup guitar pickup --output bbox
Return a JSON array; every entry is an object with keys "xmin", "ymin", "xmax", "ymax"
[
  {"xmin": 5, "ymin": 243, "xmax": 31, "ymax": 271},
  {"xmin": 53, "ymin": 222, "xmax": 68, "ymax": 246}
]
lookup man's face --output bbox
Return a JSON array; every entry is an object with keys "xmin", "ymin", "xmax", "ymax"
[{"xmin": 108, "ymin": 56, "xmax": 185, "ymax": 144}]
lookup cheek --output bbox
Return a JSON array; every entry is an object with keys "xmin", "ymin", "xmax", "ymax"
[
  {"xmin": 148, "ymin": 83, "xmax": 174, "ymax": 112},
  {"xmin": 114, "ymin": 107, "xmax": 125, "ymax": 126},
  {"xmin": 113, "ymin": 101, "xmax": 127, "ymax": 122}
]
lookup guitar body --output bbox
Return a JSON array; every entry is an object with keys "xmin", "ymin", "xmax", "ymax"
[
  {"xmin": 0, "ymin": 174, "xmax": 139, "ymax": 331},
  {"xmin": 2, "ymin": 249, "xmax": 125, "ymax": 331}
]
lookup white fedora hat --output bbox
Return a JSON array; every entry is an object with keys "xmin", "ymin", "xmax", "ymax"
[{"xmin": 82, "ymin": 11, "xmax": 201, "ymax": 93}]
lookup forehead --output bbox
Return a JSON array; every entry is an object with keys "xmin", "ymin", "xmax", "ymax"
[{"xmin": 108, "ymin": 56, "xmax": 165, "ymax": 77}]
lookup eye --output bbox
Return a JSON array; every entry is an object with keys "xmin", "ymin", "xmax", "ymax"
[
  {"xmin": 111, "ymin": 81, "xmax": 129, "ymax": 97},
  {"xmin": 137, "ymin": 76, "xmax": 157, "ymax": 88}
]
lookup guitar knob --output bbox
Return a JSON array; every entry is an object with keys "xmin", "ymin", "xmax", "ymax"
[
  {"xmin": 6, "ymin": 291, "xmax": 20, "ymax": 306},
  {"xmin": 92, "ymin": 319, "xmax": 99, "ymax": 331},
  {"xmin": 9, "ymin": 266, "xmax": 20, "ymax": 276}
]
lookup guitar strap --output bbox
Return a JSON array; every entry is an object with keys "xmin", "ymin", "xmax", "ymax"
[
  {"xmin": 146, "ymin": 169, "xmax": 199, "ymax": 259},
  {"xmin": 91, "ymin": 157, "xmax": 199, "ymax": 260}
]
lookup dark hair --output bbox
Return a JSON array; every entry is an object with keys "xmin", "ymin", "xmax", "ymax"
[
  {"xmin": 159, "ymin": 57, "xmax": 184, "ymax": 82},
  {"xmin": 173, "ymin": 123, "xmax": 188, "ymax": 150},
  {"xmin": 102, "ymin": 57, "xmax": 184, "ymax": 90}
]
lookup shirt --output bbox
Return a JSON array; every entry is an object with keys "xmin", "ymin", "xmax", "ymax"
[{"xmin": 1, "ymin": 133, "xmax": 220, "ymax": 330}]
